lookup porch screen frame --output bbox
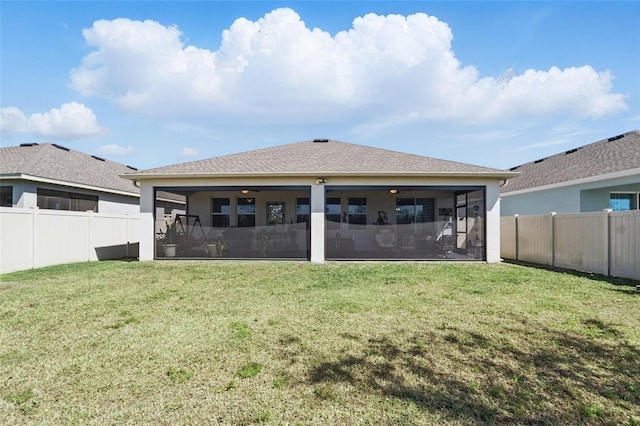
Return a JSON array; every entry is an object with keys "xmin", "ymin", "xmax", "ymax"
[
  {"xmin": 153, "ymin": 185, "xmax": 311, "ymax": 260},
  {"xmin": 324, "ymin": 185, "xmax": 486, "ymax": 261},
  {"xmin": 454, "ymin": 188, "xmax": 486, "ymax": 259}
]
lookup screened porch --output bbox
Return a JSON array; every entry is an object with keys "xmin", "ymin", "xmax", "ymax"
[{"xmin": 153, "ymin": 186, "xmax": 486, "ymax": 261}]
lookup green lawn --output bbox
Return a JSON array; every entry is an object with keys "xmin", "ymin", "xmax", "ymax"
[{"xmin": 1, "ymin": 261, "xmax": 638, "ymax": 425}]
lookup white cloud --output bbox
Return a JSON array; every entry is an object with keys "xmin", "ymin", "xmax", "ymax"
[
  {"xmin": 68, "ymin": 9, "xmax": 627, "ymax": 128},
  {"xmin": 179, "ymin": 147, "xmax": 200, "ymax": 157},
  {"xmin": 0, "ymin": 102, "xmax": 106, "ymax": 139},
  {"xmin": 509, "ymin": 136, "xmax": 573, "ymax": 152},
  {"xmin": 97, "ymin": 144, "xmax": 134, "ymax": 155}
]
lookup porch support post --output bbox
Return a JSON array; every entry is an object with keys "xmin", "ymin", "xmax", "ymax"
[
  {"xmin": 139, "ymin": 183, "xmax": 155, "ymax": 261},
  {"xmin": 310, "ymin": 183, "xmax": 326, "ymax": 263},
  {"xmin": 485, "ymin": 182, "xmax": 501, "ymax": 263}
]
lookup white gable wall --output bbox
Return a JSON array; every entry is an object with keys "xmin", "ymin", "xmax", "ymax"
[{"xmin": 13, "ymin": 181, "xmax": 37, "ymax": 208}]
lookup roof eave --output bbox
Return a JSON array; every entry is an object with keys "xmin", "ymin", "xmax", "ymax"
[
  {"xmin": 122, "ymin": 171, "xmax": 520, "ymax": 181},
  {"xmin": 501, "ymin": 167, "xmax": 640, "ymax": 196},
  {"xmin": 1, "ymin": 173, "xmax": 140, "ymax": 198}
]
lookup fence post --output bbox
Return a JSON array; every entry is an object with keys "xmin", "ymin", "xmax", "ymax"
[
  {"xmin": 125, "ymin": 214, "xmax": 129, "ymax": 259},
  {"xmin": 550, "ymin": 212, "xmax": 557, "ymax": 267},
  {"xmin": 514, "ymin": 214, "xmax": 519, "ymax": 261},
  {"xmin": 603, "ymin": 208, "xmax": 612, "ymax": 277},
  {"xmin": 31, "ymin": 207, "xmax": 38, "ymax": 270},
  {"xmin": 87, "ymin": 210, "xmax": 94, "ymax": 262}
]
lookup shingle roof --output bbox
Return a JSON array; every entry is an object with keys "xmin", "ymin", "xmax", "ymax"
[
  {"xmin": 501, "ymin": 130, "xmax": 640, "ymax": 193},
  {"xmin": 126, "ymin": 139, "xmax": 515, "ymax": 179},
  {"xmin": 0, "ymin": 143, "xmax": 140, "ymax": 195}
]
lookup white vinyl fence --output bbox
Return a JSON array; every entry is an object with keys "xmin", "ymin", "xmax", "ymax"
[
  {"xmin": 501, "ymin": 209, "xmax": 640, "ymax": 281},
  {"xmin": 0, "ymin": 207, "xmax": 139, "ymax": 274}
]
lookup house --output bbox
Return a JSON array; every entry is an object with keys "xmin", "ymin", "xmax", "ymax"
[
  {"xmin": 1, "ymin": 143, "xmax": 140, "ymax": 214},
  {"xmin": 0, "ymin": 143, "xmax": 184, "ymax": 215},
  {"xmin": 500, "ymin": 130, "xmax": 640, "ymax": 216},
  {"xmin": 123, "ymin": 139, "xmax": 517, "ymax": 263}
]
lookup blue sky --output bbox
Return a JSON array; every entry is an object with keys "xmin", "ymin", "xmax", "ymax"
[{"xmin": 1, "ymin": 1, "xmax": 638, "ymax": 170}]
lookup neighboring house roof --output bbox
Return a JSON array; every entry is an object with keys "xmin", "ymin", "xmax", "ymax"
[
  {"xmin": 0, "ymin": 143, "xmax": 140, "ymax": 196},
  {"xmin": 124, "ymin": 139, "xmax": 517, "ymax": 180},
  {"xmin": 501, "ymin": 130, "xmax": 640, "ymax": 194}
]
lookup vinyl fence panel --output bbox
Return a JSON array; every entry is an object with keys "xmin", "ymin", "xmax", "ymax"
[
  {"xmin": 500, "ymin": 209, "xmax": 638, "ymax": 281},
  {"xmin": 609, "ymin": 210, "xmax": 640, "ymax": 280},
  {"xmin": 500, "ymin": 216, "xmax": 517, "ymax": 260},
  {"xmin": 91, "ymin": 213, "xmax": 139, "ymax": 261},
  {"xmin": 517, "ymin": 214, "xmax": 554, "ymax": 265},
  {"xmin": 554, "ymin": 211, "xmax": 608, "ymax": 276},
  {"xmin": 0, "ymin": 207, "xmax": 139, "ymax": 274},
  {"xmin": 35, "ymin": 209, "xmax": 91, "ymax": 269},
  {"xmin": 0, "ymin": 208, "xmax": 34, "ymax": 273}
]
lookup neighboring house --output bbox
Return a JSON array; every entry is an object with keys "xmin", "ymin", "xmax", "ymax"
[
  {"xmin": 0, "ymin": 143, "xmax": 184, "ymax": 215},
  {"xmin": 1, "ymin": 143, "xmax": 140, "ymax": 214},
  {"xmin": 500, "ymin": 130, "xmax": 640, "ymax": 216},
  {"xmin": 123, "ymin": 139, "xmax": 517, "ymax": 263}
]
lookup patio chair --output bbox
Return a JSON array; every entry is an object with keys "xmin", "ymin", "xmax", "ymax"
[
  {"xmin": 440, "ymin": 235, "xmax": 456, "ymax": 258},
  {"xmin": 374, "ymin": 228, "xmax": 396, "ymax": 248}
]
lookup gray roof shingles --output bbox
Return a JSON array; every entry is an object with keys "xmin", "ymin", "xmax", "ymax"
[
  {"xmin": 0, "ymin": 143, "xmax": 140, "ymax": 195},
  {"xmin": 501, "ymin": 130, "xmax": 640, "ymax": 193},
  {"xmin": 128, "ymin": 139, "xmax": 510, "ymax": 177}
]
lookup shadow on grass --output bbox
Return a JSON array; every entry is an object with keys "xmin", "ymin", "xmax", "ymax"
[
  {"xmin": 307, "ymin": 324, "xmax": 640, "ymax": 425},
  {"xmin": 504, "ymin": 260, "xmax": 639, "ymax": 292}
]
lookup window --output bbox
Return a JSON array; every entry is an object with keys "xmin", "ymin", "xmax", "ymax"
[
  {"xmin": 296, "ymin": 197, "xmax": 310, "ymax": 228},
  {"xmin": 348, "ymin": 197, "xmax": 367, "ymax": 229},
  {"xmin": 211, "ymin": 198, "xmax": 230, "ymax": 228},
  {"xmin": 610, "ymin": 192, "xmax": 638, "ymax": 211},
  {"xmin": 396, "ymin": 199, "xmax": 414, "ymax": 225},
  {"xmin": 237, "ymin": 198, "xmax": 256, "ymax": 227},
  {"xmin": 266, "ymin": 202, "xmax": 285, "ymax": 226},
  {"xmin": 416, "ymin": 198, "xmax": 435, "ymax": 223},
  {"xmin": 37, "ymin": 188, "xmax": 98, "ymax": 212},
  {"xmin": 326, "ymin": 197, "xmax": 341, "ymax": 230},
  {"xmin": 396, "ymin": 198, "xmax": 434, "ymax": 225},
  {"xmin": 0, "ymin": 186, "xmax": 12, "ymax": 207}
]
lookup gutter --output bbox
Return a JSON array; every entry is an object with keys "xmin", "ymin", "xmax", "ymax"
[
  {"xmin": 0, "ymin": 173, "xmax": 140, "ymax": 198},
  {"xmin": 121, "ymin": 171, "xmax": 521, "ymax": 181}
]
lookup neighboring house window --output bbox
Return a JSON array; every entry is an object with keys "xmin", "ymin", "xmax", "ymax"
[
  {"xmin": 296, "ymin": 197, "xmax": 310, "ymax": 229},
  {"xmin": 36, "ymin": 188, "xmax": 98, "ymax": 212},
  {"xmin": 609, "ymin": 192, "xmax": 638, "ymax": 211},
  {"xmin": 396, "ymin": 198, "xmax": 435, "ymax": 225},
  {"xmin": 0, "ymin": 186, "xmax": 12, "ymax": 207},
  {"xmin": 348, "ymin": 197, "xmax": 367, "ymax": 230},
  {"xmin": 237, "ymin": 198, "xmax": 256, "ymax": 227},
  {"xmin": 326, "ymin": 197, "xmax": 341, "ymax": 230},
  {"xmin": 211, "ymin": 198, "xmax": 230, "ymax": 228}
]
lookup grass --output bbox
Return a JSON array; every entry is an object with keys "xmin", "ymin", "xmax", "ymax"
[{"xmin": 0, "ymin": 260, "xmax": 638, "ymax": 425}]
